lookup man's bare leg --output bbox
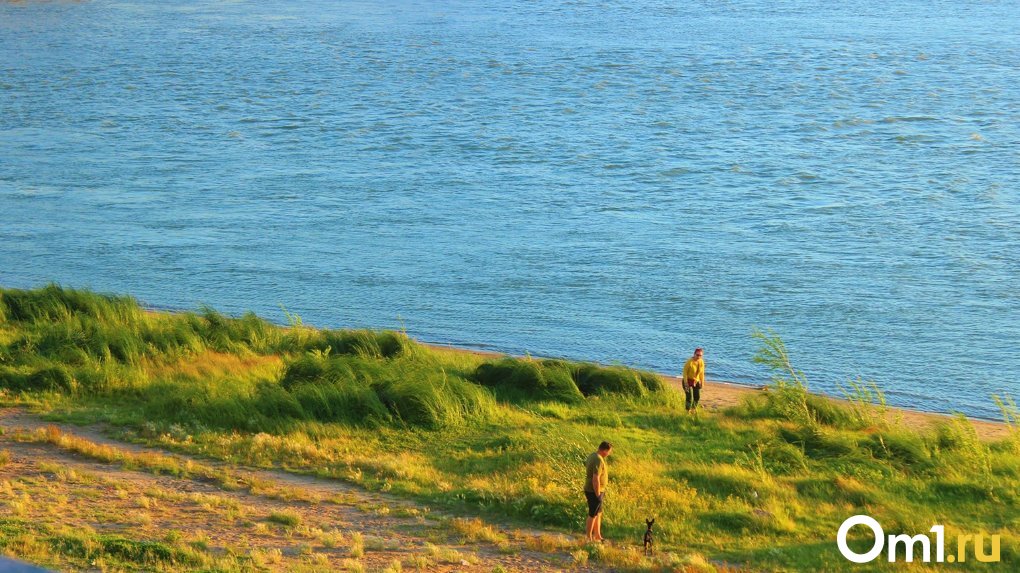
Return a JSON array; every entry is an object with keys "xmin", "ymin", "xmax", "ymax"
[
  {"xmin": 593, "ymin": 513, "xmax": 604, "ymax": 541},
  {"xmin": 585, "ymin": 515, "xmax": 595, "ymax": 541}
]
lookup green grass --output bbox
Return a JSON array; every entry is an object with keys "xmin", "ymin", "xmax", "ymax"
[
  {"xmin": 2, "ymin": 285, "xmax": 1018, "ymax": 572},
  {"xmin": 267, "ymin": 511, "xmax": 302, "ymax": 528},
  {"xmin": 0, "ymin": 518, "xmax": 205, "ymax": 570}
]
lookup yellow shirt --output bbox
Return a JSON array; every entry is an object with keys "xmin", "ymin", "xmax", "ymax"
[{"xmin": 683, "ymin": 357, "xmax": 705, "ymax": 386}]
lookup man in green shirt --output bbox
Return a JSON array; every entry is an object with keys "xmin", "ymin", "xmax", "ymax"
[{"xmin": 584, "ymin": 441, "xmax": 613, "ymax": 542}]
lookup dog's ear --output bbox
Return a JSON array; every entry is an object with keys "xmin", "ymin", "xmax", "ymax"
[{"xmin": 650, "ymin": 518, "xmax": 655, "ymax": 525}]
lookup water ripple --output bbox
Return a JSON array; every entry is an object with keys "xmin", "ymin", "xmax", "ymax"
[{"xmin": 1, "ymin": 0, "xmax": 1018, "ymax": 418}]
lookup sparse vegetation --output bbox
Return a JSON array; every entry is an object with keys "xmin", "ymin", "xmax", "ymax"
[
  {"xmin": 449, "ymin": 517, "xmax": 508, "ymax": 545},
  {"xmin": 341, "ymin": 557, "xmax": 365, "ymax": 573},
  {"xmin": 348, "ymin": 531, "xmax": 365, "ymax": 558},
  {"xmin": 0, "ymin": 519, "xmax": 205, "ymax": 570},
  {"xmin": 267, "ymin": 511, "xmax": 302, "ymax": 528}
]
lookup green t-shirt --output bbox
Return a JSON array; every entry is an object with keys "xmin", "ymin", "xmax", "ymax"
[{"xmin": 584, "ymin": 452, "xmax": 607, "ymax": 493}]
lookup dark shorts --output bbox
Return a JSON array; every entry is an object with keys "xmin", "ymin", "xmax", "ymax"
[{"xmin": 585, "ymin": 491, "xmax": 603, "ymax": 517}]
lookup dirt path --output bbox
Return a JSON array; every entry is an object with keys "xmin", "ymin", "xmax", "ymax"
[{"xmin": 0, "ymin": 408, "xmax": 580, "ymax": 572}]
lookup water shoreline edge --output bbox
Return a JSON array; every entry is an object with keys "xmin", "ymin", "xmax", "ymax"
[{"xmin": 420, "ymin": 341, "xmax": 1010, "ymax": 440}]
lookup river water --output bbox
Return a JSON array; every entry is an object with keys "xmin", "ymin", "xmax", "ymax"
[{"xmin": 2, "ymin": 0, "xmax": 1018, "ymax": 418}]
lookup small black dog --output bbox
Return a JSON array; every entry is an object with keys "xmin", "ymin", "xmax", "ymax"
[{"xmin": 643, "ymin": 518, "xmax": 655, "ymax": 555}]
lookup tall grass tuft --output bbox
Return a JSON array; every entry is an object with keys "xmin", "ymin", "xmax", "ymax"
[
  {"xmin": 280, "ymin": 353, "xmax": 497, "ymax": 429},
  {"xmin": 473, "ymin": 358, "xmax": 584, "ymax": 404},
  {"xmin": 374, "ymin": 367, "xmax": 497, "ymax": 429},
  {"xmin": 1, "ymin": 284, "xmax": 142, "ymax": 325},
  {"xmin": 471, "ymin": 357, "xmax": 664, "ymax": 403},
  {"xmin": 570, "ymin": 363, "xmax": 649, "ymax": 397},
  {"xmin": 839, "ymin": 378, "xmax": 889, "ymax": 428},
  {"xmin": 291, "ymin": 379, "xmax": 391, "ymax": 427},
  {"xmin": 195, "ymin": 309, "xmax": 284, "ymax": 354},
  {"xmin": 731, "ymin": 328, "xmax": 861, "ymax": 430},
  {"xmin": 994, "ymin": 394, "xmax": 1020, "ymax": 450},
  {"xmin": 749, "ymin": 327, "xmax": 815, "ymax": 425},
  {"xmin": 930, "ymin": 414, "xmax": 993, "ymax": 478},
  {"xmin": 301, "ymin": 329, "xmax": 417, "ymax": 359}
]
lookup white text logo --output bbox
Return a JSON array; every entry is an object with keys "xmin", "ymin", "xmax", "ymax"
[{"xmin": 837, "ymin": 515, "xmax": 1000, "ymax": 564}]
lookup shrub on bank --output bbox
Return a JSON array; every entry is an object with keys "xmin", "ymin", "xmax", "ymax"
[
  {"xmin": 472, "ymin": 357, "xmax": 665, "ymax": 403},
  {"xmin": 571, "ymin": 363, "xmax": 648, "ymax": 397},
  {"xmin": 291, "ymin": 379, "xmax": 391, "ymax": 427},
  {"xmin": 374, "ymin": 370, "xmax": 497, "ymax": 429},
  {"xmin": 473, "ymin": 358, "xmax": 583, "ymax": 404},
  {"xmin": 280, "ymin": 353, "xmax": 497, "ymax": 429}
]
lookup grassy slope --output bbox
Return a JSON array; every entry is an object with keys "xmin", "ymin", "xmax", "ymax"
[{"xmin": 1, "ymin": 285, "xmax": 1017, "ymax": 572}]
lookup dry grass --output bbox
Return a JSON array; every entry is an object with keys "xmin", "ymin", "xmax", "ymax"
[
  {"xmin": 449, "ymin": 517, "xmax": 508, "ymax": 545},
  {"xmin": 16, "ymin": 426, "xmax": 327, "ymax": 505},
  {"xmin": 317, "ymin": 527, "xmax": 345, "ymax": 548},
  {"xmin": 267, "ymin": 510, "xmax": 302, "ymax": 528},
  {"xmin": 408, "ymin": 553, "xmax": 432, "ymax": 570},
  {"xmin": 364, "ymin": 534, "xmax": 393, "ymax": 551},
  {"xmin": 348, "ymin": 531, "xmax": 365, "ymax": 558},
  {"xmin": 424, "ymin": 542, "xmax": 476, "ymax": 565},
  {"xmin": 341, "ymin": 558, "xmax": 365, "ymax": 572},
  {"xmin": 522, "ymin": 532, "xmax": 576, "ymax": 553},
  {"xmin": 584, "ymin": 542, "xmax": 650, "ymax": 569}
]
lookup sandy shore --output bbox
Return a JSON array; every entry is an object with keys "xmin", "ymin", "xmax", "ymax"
[{"xmin": 424, "ymin": 342, "xmax": 1011, "ymax": 441}]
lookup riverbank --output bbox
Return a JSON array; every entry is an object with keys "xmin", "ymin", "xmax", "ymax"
[
  {"xmin": 2, "ymin": 285, "xmax": 1018, "ymax": 571},
  {"xmin": 423, "ymin": 342, "xmax": 1010, "ymax": 441},
  {"xmin": 134, "ymin": 305, "xmax": 1009, "ymax": 439}
]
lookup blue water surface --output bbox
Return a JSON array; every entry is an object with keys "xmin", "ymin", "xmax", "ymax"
[{"xmin": 2, "ymin": 0, "xmax": 1018, "ymax": 418}]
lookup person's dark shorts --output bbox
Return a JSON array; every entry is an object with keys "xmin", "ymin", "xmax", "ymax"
[{"xmin": 585, "ymin": 491, "xmax": 603, "ymax": 517}]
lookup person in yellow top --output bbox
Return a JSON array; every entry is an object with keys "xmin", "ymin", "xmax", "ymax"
[{"xmin": 682, "ymin": 347, "xmax": 705, "ymax": 412}]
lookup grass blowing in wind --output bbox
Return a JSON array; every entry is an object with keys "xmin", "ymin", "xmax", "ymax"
[{"xmin": 0, "ymin": 285, "xmax": 1018, "ymax": 572}]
